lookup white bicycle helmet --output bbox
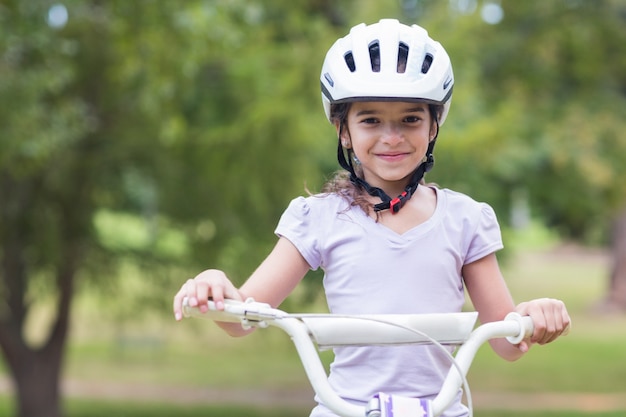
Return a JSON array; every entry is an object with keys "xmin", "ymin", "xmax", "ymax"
[{"xmin": 320, "ymin": 19, "xmax": 454, "ymax": 125}]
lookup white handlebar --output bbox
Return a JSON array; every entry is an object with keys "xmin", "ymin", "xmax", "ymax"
[{"xmin": 182, "ymin": 298, "xmax": 535, "ymax": 417}]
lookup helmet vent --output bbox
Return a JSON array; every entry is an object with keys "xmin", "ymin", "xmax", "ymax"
[
  {"xmin": 344, "ymin": 52, "xmax": 356, "ymax": 72},
  {"xmin": 369, "ymin": 41, "xmax": 380, "ymax": 72},
  {"xmin": 421, "ymin": 53, "xmax": 433, "ymax": 74},
  {"xmin": 397, "ymin": 42, "xmax": 409, "ymax": 73}
]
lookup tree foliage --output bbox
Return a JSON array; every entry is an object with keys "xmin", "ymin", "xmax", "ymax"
[
  {"xmin": 428, "ymin": 0, "xmax": 626, "ymax": 244},
  {"xmin": 0, "ymin": 1, "xmax": 344, "ymax": 415}
]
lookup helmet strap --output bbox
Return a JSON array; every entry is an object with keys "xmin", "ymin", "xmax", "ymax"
[{"xmin": 336, "ymin": 120, "xmax": 438, "ymax": 214}]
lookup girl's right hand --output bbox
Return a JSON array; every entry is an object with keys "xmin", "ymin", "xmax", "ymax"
[{"xmin": 172, "ymin": 269, "xmax": 243, "ymax": 321}]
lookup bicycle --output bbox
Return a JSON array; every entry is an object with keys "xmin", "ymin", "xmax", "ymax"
[{"xmin": 182, "ymin": 297, "xmax": 553, "ymax": 417}]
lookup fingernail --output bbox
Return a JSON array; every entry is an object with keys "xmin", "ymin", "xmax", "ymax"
[
  {"xmin": 216, "ymin": 300, "xmax": 224, "ymax": 310},
  {"xmin": 199, "ymin": 304, "xmax": 208, "ymax": 313},
  {"xmin": 189, "ymin": 297, "xmax": 198, "ymax": 307},
  {"xmin": 175, "ymin": 312, "xmax": 182, "ymax": 321}
]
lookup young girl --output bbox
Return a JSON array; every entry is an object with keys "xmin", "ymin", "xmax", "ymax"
[{"xmin": 173, "ymin": 19, "xmax": 570, "ymax": 417}]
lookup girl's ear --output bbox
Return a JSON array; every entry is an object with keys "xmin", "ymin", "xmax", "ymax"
[{"xmin": 335, "ymin": 121, "xmax": 351, "ymax": 148}]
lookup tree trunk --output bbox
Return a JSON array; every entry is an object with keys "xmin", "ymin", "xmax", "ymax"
[
  {"xmin": 601, "ymin": 210, "xmax": 626, "ymax": 312},
  {"xmin": 0, "ymin": 256, "xmax": 72, "ymax": 417},
  {"xmin": 0, "ymin": 243, "xmax": 74, "ymax": 417},
  {"xmin": 0, "ymin": 172, "xmax": 76, "ymax": 417},
  {"xmin": 12, "ymin": 350, "xmax": 64, "ymax": 417}
]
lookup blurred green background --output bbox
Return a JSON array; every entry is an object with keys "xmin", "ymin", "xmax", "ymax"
[{"xmin": 1, "ymin": 1, "xmax": 626, "ymax": 416}]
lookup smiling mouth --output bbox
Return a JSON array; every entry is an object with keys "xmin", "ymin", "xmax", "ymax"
[{"xmin": 377, "ymin": 152, "xmax": 409, "ymax": 161}]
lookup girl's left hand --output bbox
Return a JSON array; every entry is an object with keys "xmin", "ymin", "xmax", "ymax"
[{"xmin": 515, "ymin": 298, "xmax": 571, "ymax": 352}]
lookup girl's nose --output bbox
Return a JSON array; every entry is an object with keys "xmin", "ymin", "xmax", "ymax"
[{"xmin": 381, "ymin": 123, "xmax": 404, "ymax": 145}]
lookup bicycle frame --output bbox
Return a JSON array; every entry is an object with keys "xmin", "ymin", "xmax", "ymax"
[{"xmin": 182, "ymin": 298, "xmax": 534, "ymax": 417}]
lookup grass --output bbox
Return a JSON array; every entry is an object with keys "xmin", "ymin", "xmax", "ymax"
[
  {"xmin": 478, "ymin": 413, "xmax": 625, "ymax": 417},
  {"xmin": 0, "ymin": 397, "xmax": 307, "ymax": 417},
  {"xmin": 1, "ymin": 396, "xmax": 624, "ymax": 417},
  {"xmin": 0, "ymin": 396, "xmax": 624, "ymax": 417}
]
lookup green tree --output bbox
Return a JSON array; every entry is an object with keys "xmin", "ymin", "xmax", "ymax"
[
  {"xmin": 0, "ymin": 1, "xmax": 345, "ymax": 415},
  {"xmin": 0, "ymin": 2, "xmax": 94, "ymax": 415},
  {"xmin": 424, "ymin": 1, "xmax": 626, "ymax": 309}
]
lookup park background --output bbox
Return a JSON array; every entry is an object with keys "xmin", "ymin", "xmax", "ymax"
[{"xmin": 1, "ymin": 1, "xmax": 626, "ymax": 416}]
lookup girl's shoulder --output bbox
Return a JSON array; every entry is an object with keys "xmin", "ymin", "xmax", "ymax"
[
  {"xmin": 437, "ymin": 187, "xmax": 492, "ymax": 210},
  {"xmin": 290, "ymin": 192, "xmax": 351, "ymax": 211},
  {"xmin": 435, "ymin": 187, "xmax": 499, "ymax": 223},
  {"xmin": 283, "ymin": 192, "xmax": 353, "ymax": 220}
]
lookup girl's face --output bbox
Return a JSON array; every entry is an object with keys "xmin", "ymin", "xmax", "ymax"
[{"xmin": 339, "ymin": 101, "xmax": 437, "ymax": 194}]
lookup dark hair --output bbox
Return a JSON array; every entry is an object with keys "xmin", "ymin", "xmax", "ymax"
[{"xmin": 321, "ymin": 102, "xmax": 372, "ymax": 214}]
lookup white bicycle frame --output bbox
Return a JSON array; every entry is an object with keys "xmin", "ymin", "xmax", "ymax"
[{"xmin": 182, "ymin": 298, "xmax": 534, "ymax": 417}]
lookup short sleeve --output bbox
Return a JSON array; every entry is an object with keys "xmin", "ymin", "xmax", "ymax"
[
  {"xmin": 274, "ymin": 196, "xmax": 322, "ymax": 270},
  {"xmin": 464, "ymin": 203, "xmax": 504, "ymax": 265}
]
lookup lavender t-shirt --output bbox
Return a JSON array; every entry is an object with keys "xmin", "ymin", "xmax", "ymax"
[{"xmin": 275, "ymin": 187, "xmax": 503, "ymax": 417}]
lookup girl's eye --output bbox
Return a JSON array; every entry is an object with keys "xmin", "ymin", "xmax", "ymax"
[
  {"xmin": 361, "ymin": 118, "xmax": 379, "ymax": 124},
  {"xmin": 404, "ymin": 115, "xmax": 422, "ymax": 123}
]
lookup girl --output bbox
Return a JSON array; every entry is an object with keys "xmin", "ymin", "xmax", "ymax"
[{"xmin": 173, "ymin": 19, "xmax": 570, "ymax": 417}]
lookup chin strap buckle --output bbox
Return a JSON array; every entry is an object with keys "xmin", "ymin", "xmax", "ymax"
[{"xmin": 389, "ymin": 191, "xmax": 408, "ymax": 214}]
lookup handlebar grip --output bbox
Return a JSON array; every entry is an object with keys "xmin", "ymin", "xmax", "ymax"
[
  {"xmin": 181, "ymin": 297, "xmax": 242, "ymax": 323},
  {"xmin": 505, "ymin": 313, "xmax": 571, "ymax": 345},
  {"xmin": 504, "ymin": 313, "xmax": 534, "ymax": 344}
]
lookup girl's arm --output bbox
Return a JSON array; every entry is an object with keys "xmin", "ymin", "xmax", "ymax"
[
  {"xmin": 172, "ymin": 236, "xmax": 310, "ymax": 337},
  {"xmin": 463, "ymin": 253, "xmax": 570, "ymax": 361}
]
